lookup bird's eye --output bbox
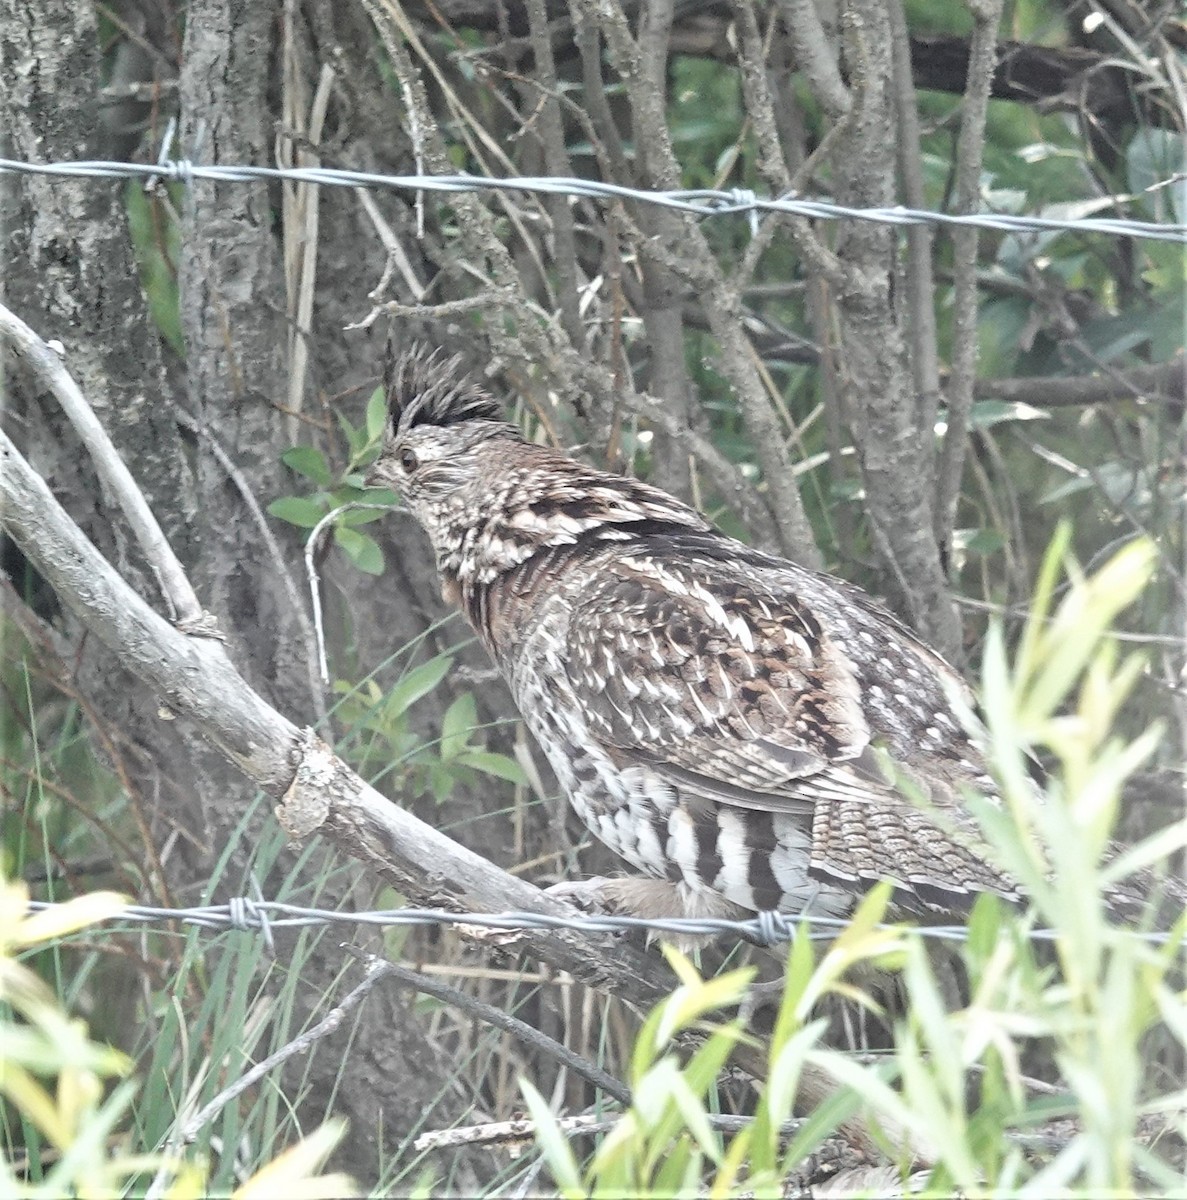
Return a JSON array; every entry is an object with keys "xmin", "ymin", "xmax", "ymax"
[{"xmin": 399, "ymin": 447, "xmax": 419, "ymax": 473}]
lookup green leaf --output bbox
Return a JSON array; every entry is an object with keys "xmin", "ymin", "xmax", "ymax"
[
  {"xmin": 384, "ymin": 654, "xmax": 455, "ymax": 722},
  {"xmin": 267, "ymin": 495, "xmax": 327, "ymax": 528},
  {"xmin": 336, "ymin": 506, "xmax": 388, "ymax": 527},
  {"xmin": 335, "ymin": 409, "xmax": 368, "ymax": 460},
  {"xmin": 1126, "ymin": 127, "xmax": 1187, "ymax": 223},
  {"xmin": 1014, "ymin": 522, "xmax": 1072, "ymax": 683},
  {"xmin": 957, "ymin": 527, "xmax": 1006, "ymax": 557},
  {"xmin": 365, "ymin": 386, "xmax": 387, "ymax": 444},
  {"xmin": 429, "ymin": 762, "xmax": 454, "ymax": 804},
  {"xmin": 281, "ymin": 446, "xmax": 332, "ymax": 487},
  {"xmin": 453, "ymin": 750, "xmax": 528, "ymax": 785},
  {"xmin": 440, "ymin": 693, "xmax": 477, "ymax": 760},
  {"xmin": 333, "ymin": 527, "xmax": 385, "ymax": 575},
  {"xmin": 964, "ymin": 892, "xmax": 1003, "ymax": 970},
  {"xmin": 519, "ymin": 1079, "xmax": 585, "ymax": 1199},
  {"xmin": 1040, "ymin": 475, "xmax": 1094, "ymax": 506}
]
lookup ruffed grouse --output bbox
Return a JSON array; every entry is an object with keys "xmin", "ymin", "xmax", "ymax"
[{"xmin": 366, "ymin": 347, "xmax": 1047, "ymax": 924}]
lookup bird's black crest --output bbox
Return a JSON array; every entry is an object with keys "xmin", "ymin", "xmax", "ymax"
[{"xmin": 384, "ymin": 342, "xmax": 502, "ymax": 436}]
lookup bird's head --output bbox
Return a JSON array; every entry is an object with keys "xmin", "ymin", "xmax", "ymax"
[
  {"xmin": 367, "ymin": 342, "xmax": 710, "ymax": 612},
  {"xmin": 366, "ymin": 343, "xmax": 520, "ymax": 520},
  {"xmin": 364, "ymin": 343, "xmax": 523, "ymax": 552}
]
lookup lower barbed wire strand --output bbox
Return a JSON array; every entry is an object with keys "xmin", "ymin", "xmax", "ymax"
[{"xmin": 21, "ymin": 898, "xmax": 1177, "ymax": 945}]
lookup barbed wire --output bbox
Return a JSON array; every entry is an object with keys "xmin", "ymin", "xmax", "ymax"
[
  {"xmin": 23, "ymin": 897, "xmax": 1178, "ymax": 949},
  {"xmin": 2, "ymin": 157, "xmax": 1184, "ymax": 244}
]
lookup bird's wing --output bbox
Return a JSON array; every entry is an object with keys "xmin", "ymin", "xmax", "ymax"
[
  {"xmin": 559, "ymin": 548, "xmax": 1020, "ymax": 911},
  {"xmin": 560, "ymin": 550, "xmax": 883, "ymax": 811}
]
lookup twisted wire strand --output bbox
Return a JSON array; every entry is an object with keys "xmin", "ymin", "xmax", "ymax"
[
  {"xmin": 22, "ymin": 898, "xmax": 1176, "ymax": 947},
  {"xmin": 1, "ymin": 158, "xmax": 1184, "ymax": 243}
]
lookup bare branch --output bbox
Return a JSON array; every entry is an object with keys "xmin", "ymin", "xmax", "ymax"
[
  {"xmin": 525, "ymin": 0, "xmax": 586, "ymax": 350},
  {"xmin": 933, "ymin": 0, "xmax": 1006, "ymax": 551},
  {"xmin": 824, "ymin": 0, "xmax": 961, "ymax": 656},
  {"xmin": 973, "ymin": 355, "xmax": 1186, "ymax": 408},
  {"xmin": 889, "ymin": 0, "xmax": 942, "ymax": 445},
  {"xmin": 773, "ymin": 0, "xmax": 852, "ymax": 119},
  {"xmin": 414, "ymin": 1110, "xmax": 808, "ymax": 1151},
  {"xmin": 579, "ymin": 0, "xmax": 822, "ymax": 567},
  {"xmin": 732, "ymin": 0, "xmax": 846, "ymax": 291},
  {"xmin": 0, "ymin": 303, "xmax": 206, "ymax": 630},
  {"xmin": 352, "ymin": 949, "xmax": 632, "ymax": 1106}
]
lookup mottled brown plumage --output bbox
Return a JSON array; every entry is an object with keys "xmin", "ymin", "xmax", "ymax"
[{"xmin": 365, "ymin": 347, "xmax": 1105, "ymax": 923}]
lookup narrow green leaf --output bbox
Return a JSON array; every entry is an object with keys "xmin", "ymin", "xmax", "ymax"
[
  {"xmin": 1016, "ymin": 522, "xmax": 1073, "ymax": 683},
  {"xmin": 365, "ymin": 385, "xmax": 387, "ymax": 443},
  {"xmin": 965, "ymin": 892, "xmax": 1003, "ymax": 968},
  {"xmin": 968, "ymin": 399, "xmax": 1049, "ymax": 428},
  {"xmin": 384, "ymin": 655, "xmax": 455, "ymax": 721},
  {"xmin": 669, "ymin": 1074, "xmax": 723, "ymax": 1163},
  {"xmin": 519, "ymin": 1079, "xmax": 585, "ymax": 1198}
]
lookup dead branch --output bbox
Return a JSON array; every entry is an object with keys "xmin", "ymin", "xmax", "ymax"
[
  {"xmin": 0, "ymin": 305, "xmax": 206, "ymax": 630},
  {"xmin": 973, "ymin": 355, "xmax": 1186, "ymax": 408},
  {"xmin": 348, "ymin": 949, "xmax": 632, "ymax": 1105},
  {"xmin": 933, "ymin": 0, "xmax": 1006, "ymax": 553}
]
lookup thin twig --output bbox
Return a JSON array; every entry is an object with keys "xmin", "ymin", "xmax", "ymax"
[
  {"xmin": 281, "ymin": 61, "xmax": 335, "ymax": 443},
  {"xmin": 345, "ymin": 292, "xmax": 499, "ymax": 333},
  {"xmin": 352, "ymin": 185, "xmax": 428, "ymax": 303},
  {"xmin": 954, "ymin": 594, "xmax": 1187, "ymax": 647},
  {"xmin": 414, "ymin": 1109, "xmax": 808, "ymax": 1151},
  {"xmin": 733, "ymin": 0, "xmax": 846, "ymax": 291},
  {"xmin": 344, "ymin": 948, "xmax": 633, "ymax": 1105},
  {"xmin": 588, "ymin": 0, "xmax": 821, "ymax": 566},
  {"xmin": 181, "ymin": 954, "xmax": 393, "ymax": 1143},
  {"xmin": 304, "ymin": 502, "xmax": 399, "ymax": 683}
]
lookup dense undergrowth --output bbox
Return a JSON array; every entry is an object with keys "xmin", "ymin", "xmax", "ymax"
[{"xmin": 3, "ymin": 537, "xmax": 1183, "ymax": 1196}]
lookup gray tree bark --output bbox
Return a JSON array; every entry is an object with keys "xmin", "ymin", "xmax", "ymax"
[{"xmin": 0, "ymin": 0, "xmax": 493, "ymax": 1183}]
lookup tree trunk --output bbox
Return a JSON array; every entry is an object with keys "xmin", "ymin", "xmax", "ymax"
[{"xmin": 0, "ymin": 0, "xmax": 490, "ymax": 1183}]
